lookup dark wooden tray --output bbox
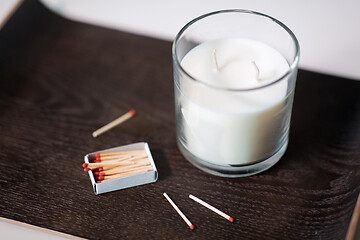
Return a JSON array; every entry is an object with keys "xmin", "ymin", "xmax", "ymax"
[{"xmin": 0, "ymin": 1, "xmax": 359, "ymax": 239}]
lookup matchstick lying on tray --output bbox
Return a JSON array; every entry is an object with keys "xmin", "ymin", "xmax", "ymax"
[
  {"xmin": 83, "ymin": 149, "xmax": 153, "ymax": 183},
  {"xmin": 92, "ymin": 109, "xmax": 136, "ymax": 138}
]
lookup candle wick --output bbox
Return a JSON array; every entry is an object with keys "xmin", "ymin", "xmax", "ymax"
[
  {"xmin": 213, "ymin": 49, "xmax": 220, "ymax": 71},
  {"xmin": 252, "ymin": 61, "xmax": 260, "ymax": 81}
]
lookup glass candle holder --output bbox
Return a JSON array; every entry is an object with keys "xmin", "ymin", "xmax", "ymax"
[{"xmin": 172, "ymin": 10, "xmax": 300, "ymax": 177}]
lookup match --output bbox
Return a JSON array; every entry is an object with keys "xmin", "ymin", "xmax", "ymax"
[
  {"xmin": 95, "ymin": 152, "xmax": 148, "ymax": 162},
  {"xmin": 94, "ymin": 160, "xmax": 151, "ymax": 176},
  {"xmin": 93, "ymin": 157, "xmax": 150, "ymax": 172},
  {"xmin": 346, "ymin": 193, "xmax": 360, "ymax": 240},
  {"xmin": 96, "ymin": 166, "xmax": 153, "ymax": 183},
  {"xmin": 84, "ymin": 154, "xmax": 148, "ymax": 168},
  {"xmin": 92, "ymin": 109, "xmax": 136, "ymax": 138},
  {"xmin": 189, "ymin": 194, "xmax": 234, "ymax": 223},
  {"xmin": 83, "ymin": 160, "xmax": 135, "ymax": 171},
  {"xmin": 95, "ymin": 150, "xmax": 145, "ymax": 158},
  {"xmin": 84, "ymin": 147, "xmax": 154, "ymax": 183},
  {"xmin": 163, "ymin": 193, "xmax": 195, "ymax": 230}
]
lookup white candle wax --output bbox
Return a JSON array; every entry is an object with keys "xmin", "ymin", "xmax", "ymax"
[{"xmin": 179, "ymin": 38, "xmax": 290, "ymax": 166}]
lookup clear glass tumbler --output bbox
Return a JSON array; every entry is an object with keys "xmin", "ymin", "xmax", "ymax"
[{"xmin": 173, "ymin": 10, "xmax": 300, "ymax": 177}]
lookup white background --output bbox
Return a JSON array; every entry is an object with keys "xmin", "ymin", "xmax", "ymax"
[
  {"xmin": 1, "ymin": 0, "xmax": 360, "ymax": 79},
  {"xmin": 39, "ymin": 0, "xmax": 360, "ymax": 80}
]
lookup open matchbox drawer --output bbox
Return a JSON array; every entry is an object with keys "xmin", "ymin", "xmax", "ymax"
[{"xmin": 84, "ymin": 142, "xmax": 158, "ymax": 195}]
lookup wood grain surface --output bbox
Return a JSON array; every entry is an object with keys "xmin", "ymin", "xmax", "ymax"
[{"xmin": 0, "ymin": 1, "xmax": 359, "ymax": 239}]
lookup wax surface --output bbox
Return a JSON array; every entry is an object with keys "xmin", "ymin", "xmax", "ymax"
[
  {"xmin": 181, "ymin": 38, "xmax": 289, "ymax": 89},
  {"xmin": 178, "ymin": 38, "xmax": 291, "ymax": 165}
]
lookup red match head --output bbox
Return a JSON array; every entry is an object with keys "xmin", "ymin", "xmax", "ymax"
[
  {"xmin": 95, "ymin": 153, "xmax": 100, "ymax": 158},
  {"xmin": 129, "ymin": 109, "xmax": 136, "ymax": 117},
  {"xmin": 82, "ymin": 163, "xmax": 88, "ymax": 168},
  {"xmin": 229, "ymin": 217, "xmax": 234, "ymax": 223},
  {"xmin": 189, "ymin": 224, "xmax": 195, "ymax": 230},
  {"xmin": 98, "ymin": 176, "xmax": 105, "ymax": 180},
  {"xmin": 94, "ymin": 172, "xmax": 105, "ymax": 176},
  {"xmin": 84, "ymin": 168, "xmax": 90, "ymax": 172}
]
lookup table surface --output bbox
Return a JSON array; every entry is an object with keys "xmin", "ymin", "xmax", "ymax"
[{"xmin": 0, "ymin": 1, "xmax": 359, "ymax": 239}]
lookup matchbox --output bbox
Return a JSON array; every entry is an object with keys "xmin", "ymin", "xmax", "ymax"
[{"xmin": 84, "ymin": 142, "xmax": 158, "ymax": 195}]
